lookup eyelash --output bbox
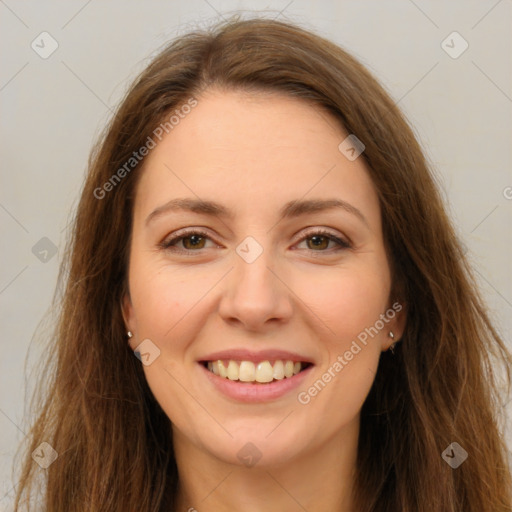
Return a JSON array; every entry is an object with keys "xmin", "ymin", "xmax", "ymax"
[{"xmin": 159, "ymin": 228, "xmax": 351, "ymax": 256}]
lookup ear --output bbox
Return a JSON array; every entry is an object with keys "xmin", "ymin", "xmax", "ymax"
[
  {"xmin": 383, "ymin": 300, "xmax": 407, "ymax": 350},
  {"xmin": 121, "ymin": 292, "xmax": 137, "ymax": 349}
]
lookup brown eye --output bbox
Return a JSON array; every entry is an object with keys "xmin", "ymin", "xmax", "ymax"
[
  {"xmin": 181, "ymin": 234, "xmax": 207, "ymax": 250},
  {"xmin": 306, "ymin": 235, "xmax": 331, "ymax": 250},
  {"xmin": 296, "ymin": 229, "xmax": 351, "ymax": 252},
  {"xmin": 160, "ymin": 229, "xmax": 214, "ymax": 253}
]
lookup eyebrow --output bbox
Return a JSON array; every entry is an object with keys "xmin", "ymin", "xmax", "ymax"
[{"xmin": 145, "ymin": 197, "xmax": 369, "ymax": 227}]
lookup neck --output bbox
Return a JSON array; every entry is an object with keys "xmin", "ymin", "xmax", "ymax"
[{"xmin": 173, "ymin": 416, "xmax": 359, "ymax": 512}]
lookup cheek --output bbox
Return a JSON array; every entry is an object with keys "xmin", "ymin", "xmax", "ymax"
[
  {"xmin": 129, "ymin": 267, "xmax": 217, "ymax": 433},
  {"xmin": 129, "ymin": 263, "xmax": 216, "ymax": 347},
  {"xmin": 294, "ymin": 263, "xmax": 390, "ymax": 342},
  {"xmin": 293, "ymin": 264, "xmax": 388, "ymax": 393},
  {"xmin": 293, "ymin": 271, "xmax": 388, "ymax": 422},
  {"xmin": 281, "ymin": 267, "xmax": 390, "ymax": 447}
]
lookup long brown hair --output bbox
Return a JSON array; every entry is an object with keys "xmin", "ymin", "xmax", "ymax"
[{"xmin": 13, "ymin": 15, "xmax": 512, "ymax": 511}]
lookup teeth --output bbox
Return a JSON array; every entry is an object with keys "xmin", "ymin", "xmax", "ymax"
[
  {"xmin": 256, "ymin": 361, "xmax": 274, "ymax": 383},
  {"xmin": 273, "ymin": 360, "xmax": 284, "ymax": 380},
  {"xmin": 239, "ymin": 361, "xmax": 256, "ymax": 382},
  {"xmin": 206, "ymin": 359, "xmax": 307, "ymax": 383},
  {"xmin": 284, "ymin": 360, "xmax": 294, "ymax": 378},
  {"xmin": 218, "ymin": 360, "xmax": 228, "ymax": 378},
  {"xmin": 227, "ymin": 360, "xmax": 239, "ymax": 380}
]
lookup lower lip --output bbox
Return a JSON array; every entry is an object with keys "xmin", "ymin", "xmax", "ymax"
[{"xmin": 199, "ymin": 363, "xmax": 314, "ymax": 403}]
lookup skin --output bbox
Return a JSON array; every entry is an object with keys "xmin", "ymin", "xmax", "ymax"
[{"xmin": 122, "ymin": 88, "xmax": 406, "ymax": 512}]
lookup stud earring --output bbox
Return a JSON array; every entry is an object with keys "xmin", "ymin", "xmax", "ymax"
[
  {"xmin": 388, "ymin": 331, "xmax": 398, "ymax": 354},
  {"xmin": 127, "ymin": 331, "xmax": 133, "ymax": 338}
]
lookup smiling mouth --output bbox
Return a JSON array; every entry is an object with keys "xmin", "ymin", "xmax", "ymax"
[{"xmin": 201, "ymin": 359, "xmax": 313, "ymax": 384}]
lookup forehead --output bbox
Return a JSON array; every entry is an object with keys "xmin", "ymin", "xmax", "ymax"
[
  {"xmin": 134, "ymin": 89, "xmax": 380, "ymax": 227},
  {"xmin": 161, "ymin": 88, "xmax": 347, "ymax": 159}
]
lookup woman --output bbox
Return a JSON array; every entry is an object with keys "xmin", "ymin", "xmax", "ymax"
[{"xmin": 14, "ymin": 16, "xmax": 512, "ymax": 511}]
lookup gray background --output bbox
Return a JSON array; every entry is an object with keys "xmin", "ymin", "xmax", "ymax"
[{"xmin": 1, "ymin": 0, "xmax": 511, "ymax": 507}]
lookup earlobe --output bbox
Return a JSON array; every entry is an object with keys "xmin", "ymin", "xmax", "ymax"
[{"xmin": 387, "ymin": 300, "xmax": 407, "ymax": 349}]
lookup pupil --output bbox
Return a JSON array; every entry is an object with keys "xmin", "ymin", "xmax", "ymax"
[
  {"xmin": 185, "ymin": 235, "xmax": 203, "ymax": 248},
  {"xmin": 310, "ymin": 235, "xmax": 327, "ymax": 249}
]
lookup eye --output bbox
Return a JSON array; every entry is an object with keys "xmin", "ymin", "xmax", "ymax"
[
  {"xmin": 159, "ymin": 228, "xmax": 351, "ymax": 255},
  {"xmin": 159, "ymin": 229, "xmax": 216, "ymax": 254},
  {"xmin": 295, "ymin": 228, "xmax": 351, "ymax": 252}
]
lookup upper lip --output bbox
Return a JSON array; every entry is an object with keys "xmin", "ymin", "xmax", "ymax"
[{"xmin": 199, "ymin": 349, "xmax": 314, "ymax": 364}]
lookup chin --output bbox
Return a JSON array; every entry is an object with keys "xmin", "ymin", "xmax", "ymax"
[{"xmin": 197, "ymin": 423, "xmax": 309, "ymax": 468}]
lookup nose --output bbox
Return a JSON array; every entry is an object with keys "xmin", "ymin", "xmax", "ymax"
[{"xmin": 218, "ymin": 245, "xmax": 293, "ymax": 332}]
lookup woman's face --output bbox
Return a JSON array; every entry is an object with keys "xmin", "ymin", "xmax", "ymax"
[{"xmin": 123, "ymin": 89, "xmax": 404, "ymax": 467}]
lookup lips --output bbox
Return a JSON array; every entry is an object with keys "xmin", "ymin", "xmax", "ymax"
[
  {"xmin": 198, "ymin": 349, "xmax": 314, "ymax": 386},
  {"xmin": 199, "ymin": 359, "xmax": 314, "ymax": 402}
]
